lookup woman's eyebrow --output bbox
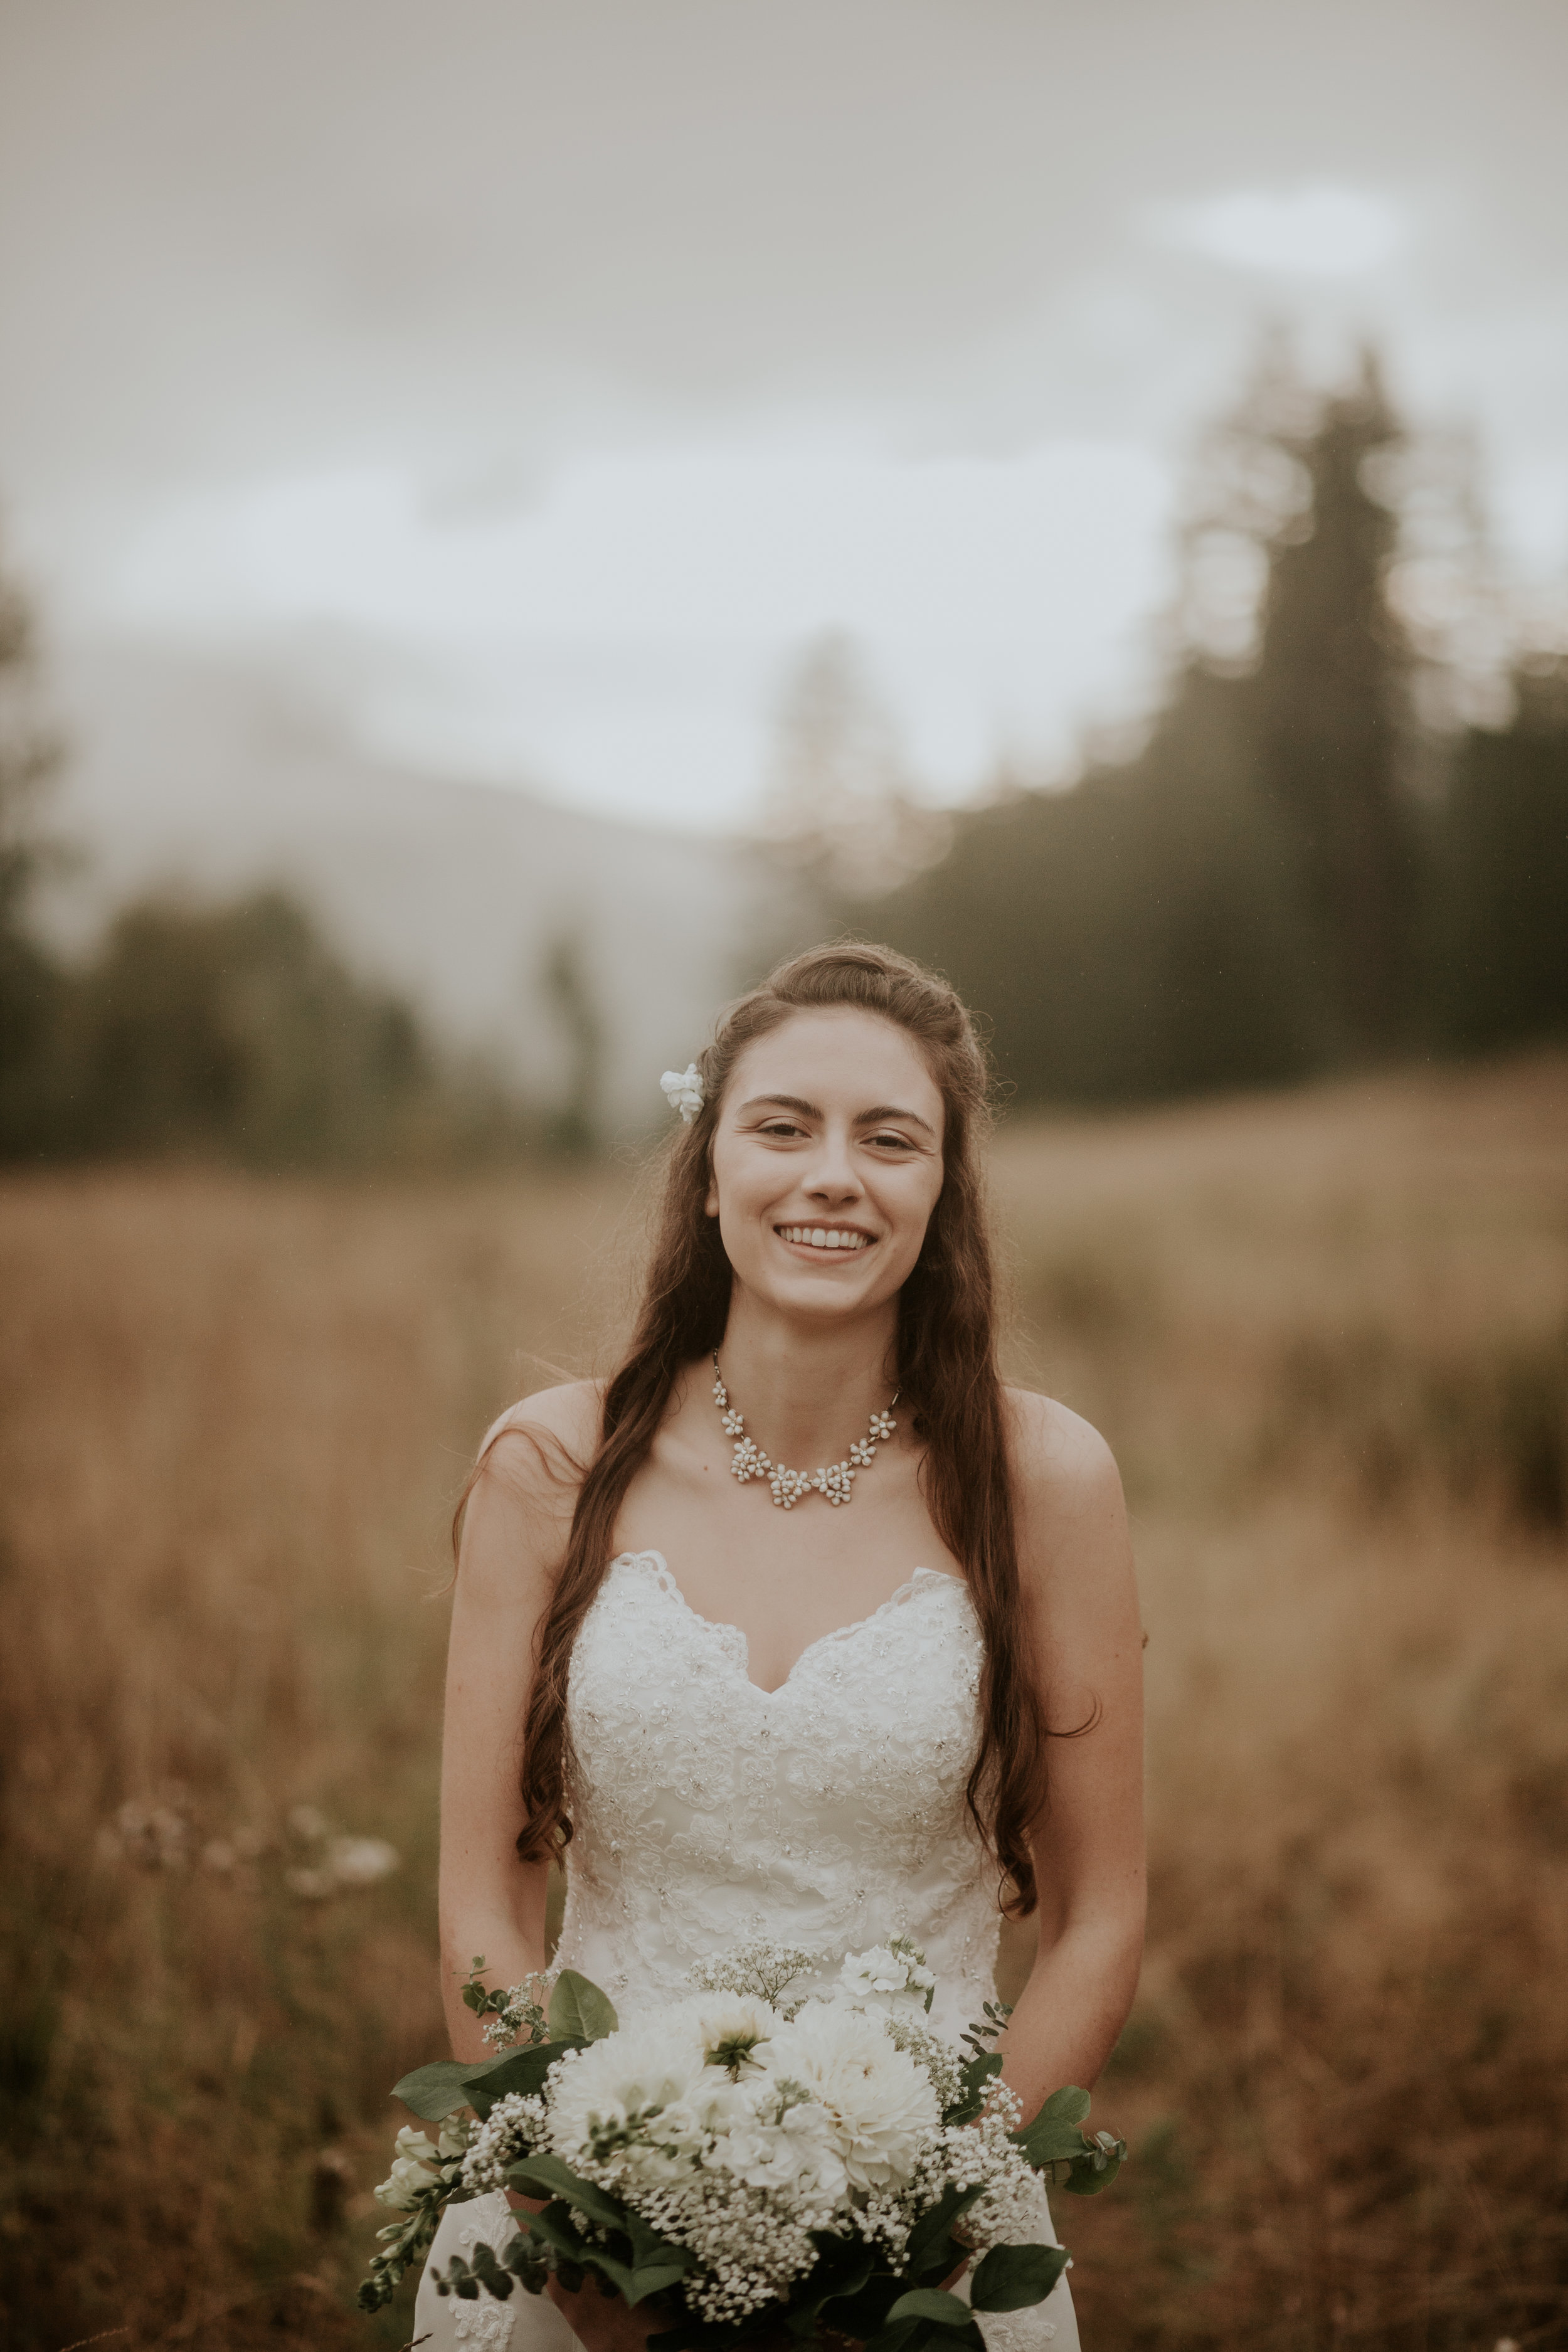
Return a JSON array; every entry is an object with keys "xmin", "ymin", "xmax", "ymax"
[
  {"xmin": 739, "ymin": 1093, "xmax": 822, "ymax": 1118},
  {"xmin": 857, "ymin": 1104, "xmax": 936, "ymax": 1137}
]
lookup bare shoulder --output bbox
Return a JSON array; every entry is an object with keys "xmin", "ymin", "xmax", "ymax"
[
  {"xmin": 488, "ymin": 1378, "xmax": 604, "ymax": 1453},
  {"xmin": 1004, "ymin": 1384, "xmax": 1121, "ymax": 1500},
  {"xmin": 472, "ymin": 1379, "xmax": 604, "ymax": 1509},
  {"xmin": 1002, "ymin": 1385, "xmax": 1129, "ymax": 1580}
]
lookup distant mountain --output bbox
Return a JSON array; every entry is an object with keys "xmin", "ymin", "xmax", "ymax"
[{"xmin": 35, "ymin": 638, "xmax": 780, "ymax": 1132}]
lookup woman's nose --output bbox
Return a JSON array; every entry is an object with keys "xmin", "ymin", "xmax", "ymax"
[{"xmin": 804, "ymin": 1133, "xmax": 862, "ymax": 1200}]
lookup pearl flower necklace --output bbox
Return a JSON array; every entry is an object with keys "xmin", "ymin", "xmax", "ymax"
[{"xmin": 711, "ymin": 1352, "xmax": 898, "ymax": 1509}]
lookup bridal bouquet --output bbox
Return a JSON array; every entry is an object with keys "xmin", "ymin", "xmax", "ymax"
[{"xmin": 359, "ymin": 1939, "xmax": 1125, "ymax": 2350}]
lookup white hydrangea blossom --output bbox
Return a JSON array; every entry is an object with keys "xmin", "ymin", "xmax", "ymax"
[
  {"xmin": 834, "ymin": 1936, "xmax": 937, "ymax": 2018},
  {"xmin": 659, "ymin": 1064, "xmax": 705, "ymax": 1123}
]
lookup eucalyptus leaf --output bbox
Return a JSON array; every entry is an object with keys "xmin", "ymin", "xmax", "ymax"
[
  {"xmin": 391, "ymin": 2057, "xmax": 481, "ymax": 2122},
  {"xmin": 1040, "ymin": 2085, "xmax": 1092, "ymax": 2125},
  {"xmin": 625, "ymin": 2210, "xmax": 695, "ymax": 2276},
  {"xmin": 506, "ymin": 2153, "xmax": 628, "ymax": 2232},
  {"xmin": 463, "ymin": 2037, "xmax": 582, "ymax": 2117},
  {"xmin": 514, "ymin": 2203, "xmax": 593, "ymax": 2265},
  {"xmin": 904, "ymin": 2179, "xmax": 987, "ymax": 2277},
  {"xmin": 548, "ymin": 1969, "xmax": 620, "ymax": 2042},
  {"xmin": 970, "ymin": 2243, "xmax": 1070, "ymax": 2311},
  {"xmin": 1062, "ymin": 2147, "xmax": 1123, "ymax": 2198},
  {"xmin": 921, "ymin": 2328, "xmax": 987, "ymax": 2352},
  {"xmin": 857, "ymin": 2320, "xmax": 921, "ymax": 2352},
  {"xmin": 627, "ymin": 2260, "xmax": 694, "ymax": 2305},
  {"xmin": 887, "ymin": 2288, "xmax": 975, "ymax": 2326},
  {"xmin": 1011, "ymin": 2113, "xmax": 1093, "ymax": 2170}
]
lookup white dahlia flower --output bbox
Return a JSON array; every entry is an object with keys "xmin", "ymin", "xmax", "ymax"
[
  {"xmin": 544, "ymin": 2020, "xmax": 707, "ymax": 2171},
  {"xmin": 763, "ymin": 2003, "xmax": 939, "ymax": 2191},
  {"xmin": 684, "ymin": 1991, "xmax": 780, "ymax": 2071},
  {"xmin": 714, "ymin": 2090, "xmax": 850, "ymax": 2200}
]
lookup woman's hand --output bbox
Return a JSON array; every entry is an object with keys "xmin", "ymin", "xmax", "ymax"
[{"xmin": 544, "ymin": 2272, "xmax": 665, "ymax": 2352}]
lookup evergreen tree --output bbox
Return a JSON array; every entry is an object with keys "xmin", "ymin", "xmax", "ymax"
[
  {"xmin": 1243, "ymin": 354, "xmax": 1422, "ymax": 1052},
  {"xmin": 1432, "ymin": 656, "xmax": 1568, "ymax": 1049},
  {"xmin": 873, "ymin": 346, "xmax": 1433, "ymax": 1104},
  {"xmin": 0, "ymin": 526, "xmax": 67, "ymax": 1155}
]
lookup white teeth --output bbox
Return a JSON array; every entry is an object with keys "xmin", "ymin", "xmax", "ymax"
[{"xmin": 779, "ymin": 1225, "xmax": 869, "ymax": 1250}]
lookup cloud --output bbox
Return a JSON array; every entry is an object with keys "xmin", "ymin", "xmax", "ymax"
[
  {"xmin": 1147, "ymin": 184, "xmax": 1409, "ymax": 279},
  {"xmin": 104, "ymin": 432, "xmax": 1175, "ymax": 823}
]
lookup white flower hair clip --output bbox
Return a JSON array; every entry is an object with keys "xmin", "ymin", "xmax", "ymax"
[{"xmin": 660, "ymin": 1062, "xmax": 705, "ymax": 1124}]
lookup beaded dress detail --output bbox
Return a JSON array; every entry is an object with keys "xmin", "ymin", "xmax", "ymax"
[{"xmin": 416, "ymin": 1550, "xmax": 1078, "ymax": 2352}]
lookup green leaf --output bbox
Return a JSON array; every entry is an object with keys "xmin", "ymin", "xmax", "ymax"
[
  {"xmin": 1011, "ymin": 2114, "xmax": 1091, "ymax": 2169},
  {"xmin": 857, "ymin": 2321, "xmax": 921, "ymax": 2352},
  {"xmin": 627, "ymin": 2260, "xmax": 694, "ymax": 2305},
  {"xmin": 462, "ymin": 2037, "xmax": 581, "ymax": 2116},
  {"xmin": 1040, "ymin": 2085, "xmax": 1092, "ymax": 2125},
  {"xmin": 505, "ymin": 2154, "xmax": 628, "ymax": 2232},
  {"xmin": 904, "ymin": 2180, "xmax": 987, "ymax": 2279},
  {"xmin": 787, "ymin": 2237, "xmax": 876, "ymax": 2323},
  {"xmin": 580, "ymin": 2248, "xmax": 640, "ymax": 2302},
  {"xmin": 391, "ymin": 2058, "xmax": 482, "ymax": 2121},
  {"xmin": 1062, "ymin": 2147, "xmax": 1123, "ymax": 2198},
  {"xmin": 970, "ymin": 2243, "xmax": 1070, "ymax": 2311},
  {"xmin": 512, "ymin": 2203, "xmax": 593, "ymax": 2265},
  {"xmin": 625, "ymin": 2210, "xmax": 695, "ymax": 2277},
  {"xmin": 887, "ymin": 2289, "xmax": 975, "ymax": 2327},
  {"xmin": 548, "ymin": 1969, "xmax": 620, "ymax": 2042},
  {"xmin": 945, "ymin": 2048, "xmax": 1005, "ymax": 2126}
]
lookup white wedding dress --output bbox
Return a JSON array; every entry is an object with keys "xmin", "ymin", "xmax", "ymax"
[{"xmin": 416, "ymin": 1550, "xmax": 1080, "ymax": 2351}]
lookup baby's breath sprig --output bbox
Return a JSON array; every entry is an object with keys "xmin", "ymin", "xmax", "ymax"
[
  {"xmin": 688, "ymin": 1937, "xmax": 820, "ymax": 2012},
  {"xmin": 459, "ymin": 1955, "xmax": 553, "ymax": 2050}
]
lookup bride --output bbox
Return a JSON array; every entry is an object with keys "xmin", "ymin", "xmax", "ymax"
[{"xmin": 415, "ymin": 943, "xmax": 1145, "ymax": 2351}]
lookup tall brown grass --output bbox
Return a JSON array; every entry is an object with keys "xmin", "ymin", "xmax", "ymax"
[{"xmin": 2, "ymin": 1056, "xmax": 1565, "ymax": 2349}]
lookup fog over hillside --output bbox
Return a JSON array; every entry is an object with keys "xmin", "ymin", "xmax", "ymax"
[{"xmin": 35, "ymin": 640, "xmax": 773, "ymax": 1130}]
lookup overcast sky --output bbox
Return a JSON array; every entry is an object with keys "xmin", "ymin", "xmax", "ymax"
[{"xmin": 3, "ymin": 0, "xmax": 1565, "ymax": 829}]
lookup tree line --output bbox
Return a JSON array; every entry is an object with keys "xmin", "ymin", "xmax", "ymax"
[
  {"xmin": 3, "ymin": 341, "xmax": 1565, "ymax": 1164},
  {"xmin": 0, "ymin": 571, "xmax": 543, "ymax": 1167},
  {"xmin": 810, "ymin": 350, "xmax": 1567, "ymax": 1106}
]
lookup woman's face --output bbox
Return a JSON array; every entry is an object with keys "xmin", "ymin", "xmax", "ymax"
[{"xmin": 706, "ymin": 1007, "xmax": 946, "ymax": 1325}]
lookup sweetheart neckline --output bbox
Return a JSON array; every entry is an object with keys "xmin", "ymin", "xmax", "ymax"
[{"xmin": 607, "ymin": 1549, "xmax": 971, "ymax": 1698}]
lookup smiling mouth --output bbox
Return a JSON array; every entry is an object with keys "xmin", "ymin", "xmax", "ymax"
[{"xmin": 775, "ymin": 1224, "xmax": 874, "ymax": 1253}]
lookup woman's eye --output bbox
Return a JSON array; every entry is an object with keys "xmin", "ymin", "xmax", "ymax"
[
  {"xmin": 759, "ymin": 1121, "xmax": 805, "ymax": 1139},
  {"xmin": 869, "ymin": 1132, "xmax": 914, "ymax": 1151}
]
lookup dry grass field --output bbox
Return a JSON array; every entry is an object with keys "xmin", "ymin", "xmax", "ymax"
[{"xmin": 3, "ymin": 1056, "xmax": 1566, "ymax": 2351}]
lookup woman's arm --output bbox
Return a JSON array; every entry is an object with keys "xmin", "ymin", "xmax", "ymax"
[
  {"xmin": 438, "ymin": 1385, "xmax": 665, "ymax": 2352},
  {"xmin": 437, "ymin": 1384, "xmax": 596, "ymax": 2063},
  {"xmin": 995, "ymin": 1392, "xmax": 1147, "ymax": 2121}
]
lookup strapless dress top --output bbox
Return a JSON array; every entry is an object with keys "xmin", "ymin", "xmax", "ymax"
[{"xmin": 553, "ymin": 1550, "xmax": 1002, "ymax": 2040}]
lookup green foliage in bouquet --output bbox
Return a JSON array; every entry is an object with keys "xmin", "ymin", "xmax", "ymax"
[{"xmin": 358, "ymin": 1943, "xmax": 1128, "ymax": 2349}]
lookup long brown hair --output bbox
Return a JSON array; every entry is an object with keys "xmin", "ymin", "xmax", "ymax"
[{"xmin": 509, "ymin": 941, "xmax": 1050, "ymax": 1917}]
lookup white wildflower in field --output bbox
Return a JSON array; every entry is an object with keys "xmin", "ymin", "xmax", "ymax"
[{"xmin": 326, "ymin": 1834, "xmax": 399, "ymax": 1886}]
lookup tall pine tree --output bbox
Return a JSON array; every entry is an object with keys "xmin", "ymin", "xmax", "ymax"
[{"xmin": 1242, "ymin": 353, "xmax": 1421, "ymax": 1052}]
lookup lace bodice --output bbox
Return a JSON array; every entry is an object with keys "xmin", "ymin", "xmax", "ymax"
[
  {"xmin": 553, "ymin": 1551, "xmax": 1002, "ymax": 2037},
  {"xmin": 416, "ymin": 1547, "xmax": 1078, "ymax": 2350}
]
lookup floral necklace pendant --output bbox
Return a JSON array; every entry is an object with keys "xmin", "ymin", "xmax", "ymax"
[{"xmin": 711, "ymin": 1352, "xmax": 898, "ymax": 1510}]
